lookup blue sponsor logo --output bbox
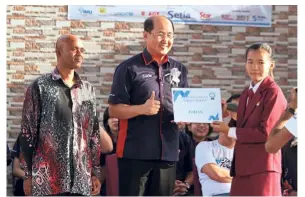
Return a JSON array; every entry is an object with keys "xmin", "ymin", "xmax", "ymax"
[
  {"xmin": 78, "ymin": 8, "xmax": 93, "ymax": 15},
  {"xmin": 173, "ymin": 90, "xmax": 190, "ymax": 102},
  {"xmin": 168, "ymin": 11, "xmax": 191, "ymax": 19},
  {"xmin": 252, "ymin": 15, "xmax": 266, "ymax": 21},
  {"xmin": 208, "ymin": 113, "xmax": 219, "ymax": 121}
]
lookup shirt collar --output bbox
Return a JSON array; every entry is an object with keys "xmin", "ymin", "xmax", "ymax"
[
  {"xmin": 141, "ymin": 47, "xmax": 169, "ymax": 66},
  {"xmin": 249, "ymin": 78, "xmax": 264, "ymax": 93},
  {"xmin": 51, "ymin": 67, "xmax": 83, "ymax": 87}
]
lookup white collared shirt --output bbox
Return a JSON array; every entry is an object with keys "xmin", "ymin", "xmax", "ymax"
[
  {"xmin": 249, "ymin": 79, "xmax": 263, "ymax": 93},
  {"xmin": 246, "ymin": 79, "xmax": 264, "ymax": 105}
]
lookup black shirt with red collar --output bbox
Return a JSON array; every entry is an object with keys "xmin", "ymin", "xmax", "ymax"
[{"xmin": 108, "ymin": 48, "xmax": 188, "ymax": 161}]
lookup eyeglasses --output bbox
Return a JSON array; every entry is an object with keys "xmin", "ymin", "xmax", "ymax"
[{"xmin": 149, "ymin": 31, "xmax": 175, "ymax": 40}]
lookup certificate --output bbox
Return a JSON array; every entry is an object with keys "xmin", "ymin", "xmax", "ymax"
[{"xmin": 171, "ymin": 88, "xmax": 223, "ymax": 123}]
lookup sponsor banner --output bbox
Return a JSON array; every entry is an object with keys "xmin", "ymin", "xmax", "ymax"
[{"xmin": 68, "ymin": 5, "xmax": 272, "ymax": 27}]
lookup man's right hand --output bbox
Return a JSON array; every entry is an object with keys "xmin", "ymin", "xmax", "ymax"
[
  {"xmin": 23, "ymin": 177, "xmax": 32, "ymax": 196},
  {"xmin": 141, "ymin": 91, "xmax": 160, "ymax": 115}
]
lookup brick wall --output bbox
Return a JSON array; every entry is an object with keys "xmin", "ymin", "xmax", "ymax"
[{"xmin": 6, "ymin": 5, "xmax": 297, "ymax": 195}]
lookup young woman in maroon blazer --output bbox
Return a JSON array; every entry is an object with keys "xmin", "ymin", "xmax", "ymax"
[{"xmin": 211, "ymin": 42, "xmax": 287, "ymax": 196}]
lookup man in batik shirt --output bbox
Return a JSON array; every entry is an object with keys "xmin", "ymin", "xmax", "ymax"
[{"xmin": 19, "ymin": 34, "xmax": 101, "ymax": 196}]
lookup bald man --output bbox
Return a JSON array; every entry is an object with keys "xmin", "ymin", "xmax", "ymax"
[
  {"xmin": 108, "ymin": 16, "xmax": 188, "ymax": 195},
  {"xmin": 19, "ymin": 34, "xmax": 111, "ymax": 196}
]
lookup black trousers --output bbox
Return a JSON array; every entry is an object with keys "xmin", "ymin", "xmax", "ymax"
[
  {"xmin": 13, "ymin": 179, "xmax": 25, "ymax": 196},
  {"xmin": 118, "ymin": 158, "xmax": 176, "ymax": 196}
]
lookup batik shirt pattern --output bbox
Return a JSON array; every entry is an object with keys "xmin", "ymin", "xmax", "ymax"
[{"xmin": 19, "ymin": 68, "xmax": 101, "ymax": 196}]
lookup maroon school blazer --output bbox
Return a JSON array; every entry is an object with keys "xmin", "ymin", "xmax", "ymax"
[{"xmin": 230, "ymin": 76, "xmax": 287, "ymax": 177}]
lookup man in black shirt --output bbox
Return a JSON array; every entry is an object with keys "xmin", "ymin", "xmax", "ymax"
[{"xmin": 108, "ymin": 15, "xmax": 188, "ymax": 196}]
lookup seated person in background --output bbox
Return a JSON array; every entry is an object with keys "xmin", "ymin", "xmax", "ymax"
[
  {"xmin": 100, "ymin": 107, "xmax": 119, "ymax": 196},
  {"xmin": 173, "ymin": 124, "xmax": 195, "ymax": 196},
  {"xmin": 226, "ymin": 94, "xmax": 241, "ymax": 127},
  {"xmin": 189, "ymin": 123, "xmax": 213, "ymax": 146},
  {"xmin": 281, "ymin": 137, "xmax": 297, "ymax": 196},
  {"xmin": 221, "ymin": 93, "xmax": 240, "ymax": 124},
  {"xmin": 226, "ymin": 94, "xmax": 241, "ymax": 106},
  {"xmin": 222, "ymin": 100, "xmax": 231, "ymax": 125},
  {"xmin": 11, "ymin": 135, "xmax": 25, "ymax": 196},
  {"xmin": 195, "ymin": 131, "xmax": 235, "ymax": 196}
]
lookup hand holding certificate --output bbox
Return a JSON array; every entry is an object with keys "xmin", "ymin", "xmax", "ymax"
[{"xmin": 171, "ymin": 88, "xmax": 223, "ymax": 123}]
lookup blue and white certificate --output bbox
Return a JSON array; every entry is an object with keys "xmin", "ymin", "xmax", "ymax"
[{"xmin": 171, "ymin": 88, "xmax": 223, "ymax": 123}]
